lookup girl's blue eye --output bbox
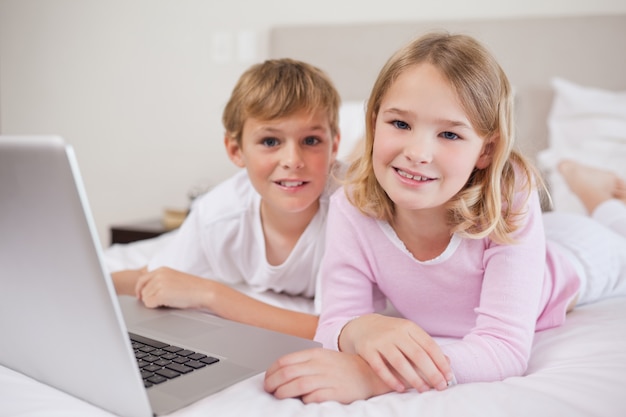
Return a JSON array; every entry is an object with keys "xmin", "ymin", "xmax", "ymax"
[
  {"xmin": 262, "ymin": 137, "xmax": 279, "ymax": 147},
  {"xmin": 441, "ymin": 131, "xmax": 459, "ymax": 140},
  {"xmin": 392, "ymin": 120, "xmax": 410, "ymax": 130}
]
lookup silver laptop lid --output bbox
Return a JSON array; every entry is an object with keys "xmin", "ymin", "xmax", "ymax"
[
  {"xmin": 0, "ymin": 135, "xmax": 153, "ymax": 417},
  {"xmin": 1, "ymin": 135, "xmax": 321, "ymax": 416}
]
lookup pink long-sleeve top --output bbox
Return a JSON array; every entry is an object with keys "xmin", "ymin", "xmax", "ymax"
[{"xmin": 314, "ymin": 187, "xmax": 580, "ymax": 384}]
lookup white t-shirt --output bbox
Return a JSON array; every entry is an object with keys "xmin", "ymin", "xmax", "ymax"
[{"xmin": 148, "ymin": 167, "xmax": 340, "ymax": 303}]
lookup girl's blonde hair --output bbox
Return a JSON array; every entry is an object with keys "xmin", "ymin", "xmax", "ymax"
[
  {"xmin": 347, "ymin": 32, "xmax": 544, "ymax": 243},
  {"xmin": 222, "ymin": 58, "xmax": 341, "ymax": 145}
]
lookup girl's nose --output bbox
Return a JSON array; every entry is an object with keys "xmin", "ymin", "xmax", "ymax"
[{"xmin": 404, "ymin": 134, "xmax": 433, "ymax": 164}]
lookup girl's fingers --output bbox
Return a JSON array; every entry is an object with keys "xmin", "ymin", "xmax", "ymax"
[
  {"xmin": 406, "ymin": 328, "xmax": 455, "ymax": 387},
  {"xmin": 399, "ymin": 341, "xmax": 448, "ymax": 390},
  {"xmin": 378, "ymin": 347, "xmax": 432, "ymax": 392},
  {"xmin": 367, "ymin": 356, "xmax": 406, "ymax": 392},
  {"xmin": 366, "ymin": 335, "xmax": 451, "ymax": 392}
]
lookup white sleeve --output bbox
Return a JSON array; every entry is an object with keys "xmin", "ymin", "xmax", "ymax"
[{"xmin": 147, "ymin": 204, "xmax": 213, "ymax": 277}]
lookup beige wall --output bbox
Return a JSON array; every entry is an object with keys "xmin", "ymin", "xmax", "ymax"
[{"xmin": 2, "ymin": 0, "xmax": 626, "ymax": 245}]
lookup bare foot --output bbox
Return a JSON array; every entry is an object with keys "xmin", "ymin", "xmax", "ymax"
[{"xmin": 558, "ymin": 160, "xmax": 626, "ymax": 214}]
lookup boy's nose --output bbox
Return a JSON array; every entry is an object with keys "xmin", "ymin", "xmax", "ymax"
[{"xmin": 282, "ymin": 143, "xmax": 305, "ymax": 169}]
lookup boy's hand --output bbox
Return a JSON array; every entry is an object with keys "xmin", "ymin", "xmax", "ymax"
[
  {"xmin": 134, "ymin": 266, "xmax": 213, "ymax": 310},
  {"xmin": 111, "ymin": 267, "xmax": 145, "ymax": 295},
  {"xmin": 339, "ymin": 314, "xmax": 454, "ymax": 393},
  {"xmin": 264, "ymin": 348, "xmax": 393, "ymax": 404}
]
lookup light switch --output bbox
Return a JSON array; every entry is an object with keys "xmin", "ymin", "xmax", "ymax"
[{"xmin": 237, "ymin": 31, "xmax": 257, "ymax": 63}]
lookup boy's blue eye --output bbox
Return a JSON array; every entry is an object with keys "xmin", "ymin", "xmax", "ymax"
[
  {"xmin": 392, "ymin": 120, "xmax": 410, "ymax": 130},
  {"xmin": 262, "ymin": 137, "xmax": 279, "ymax": 147},
  {"xmin": 441, "ymin": 131, "xmax": 459, "ymax": 140},
  {"xmin": 303, "ymin": 136, "xmax": 320, "ymax": 146}
]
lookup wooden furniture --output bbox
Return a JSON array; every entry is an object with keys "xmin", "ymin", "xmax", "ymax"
[{"xmin": 109, "ymin": 219, "xmax": 170, "ymax": 245}]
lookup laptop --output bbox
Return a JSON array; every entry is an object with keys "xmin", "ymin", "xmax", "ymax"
[{"xmin": 0, "ymin": 135, "xmax": 320, "ymax": 416}]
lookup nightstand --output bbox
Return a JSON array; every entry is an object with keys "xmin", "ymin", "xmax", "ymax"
[{"xmin": 109, "ymin": 219, "xmax": 170, "ymax": 245}]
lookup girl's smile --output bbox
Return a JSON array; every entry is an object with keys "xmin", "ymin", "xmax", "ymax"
[{"xmin": 394, "ymin": 167, "xmax": 437, "ymax": 184}]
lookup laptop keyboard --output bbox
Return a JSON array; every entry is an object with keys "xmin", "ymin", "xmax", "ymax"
[{"xmin": 129, "ymin": 332, "xmax": 220, "ymax": 388}]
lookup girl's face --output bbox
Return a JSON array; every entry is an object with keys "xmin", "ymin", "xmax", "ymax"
[
  {"xmin": 226, "ymin": 108, "xmax": 339, "ymax": 220},
  {"xmin": 372, "ymin": 63, "xmax": 492, "ymax": 218}
]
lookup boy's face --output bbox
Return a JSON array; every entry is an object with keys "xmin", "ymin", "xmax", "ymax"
[{"xmin": 225, "ymin": 109, "xmax": 339, "ymax": 220}]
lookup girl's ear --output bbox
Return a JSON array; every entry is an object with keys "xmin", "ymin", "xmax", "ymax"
[
  {"xmin": 476, "ymin": 135, "xmax": 496, "ymax": 169},
  {"xmin": 224, "ymin": 134, "xmax": 246, "ymax": 168}
]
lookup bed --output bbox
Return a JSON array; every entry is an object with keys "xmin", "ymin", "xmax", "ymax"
[{"xmin": 2, "ymin": 13, "xmax": 626, "ymax": 417}]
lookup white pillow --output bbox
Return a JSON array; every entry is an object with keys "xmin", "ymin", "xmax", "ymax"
[
  {"xmin": 537, "ymin": 78, "xmax": 626, "ymax": 214},
  {"xmin": 337, "ymin": 100, "xmax": 366, "ymax": 162}
]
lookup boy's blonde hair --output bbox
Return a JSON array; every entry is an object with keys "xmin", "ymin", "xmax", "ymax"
[
  {"xmin": 222, "ymin": 58, "xmax": 341, "ymax": 145},
  {"xmin": 347, "ymin": 32, "xmax": 543, "ymax": 243}
]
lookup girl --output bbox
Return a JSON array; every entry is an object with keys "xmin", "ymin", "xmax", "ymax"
[{"xmin": 263, "ymin": 32, "xmax": 626, "ymax": 404}]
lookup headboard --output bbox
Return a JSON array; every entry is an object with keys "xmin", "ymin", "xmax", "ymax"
[{"xmin": 268, "ymin": 14, "xmax": 626, "ymax": 160}]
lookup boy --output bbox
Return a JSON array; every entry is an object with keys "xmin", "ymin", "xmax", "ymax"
[{"xmin": 113, "ymin": 58, "xmax": 342, "ymax": 339}]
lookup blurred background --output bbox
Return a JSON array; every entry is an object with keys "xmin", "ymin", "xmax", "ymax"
[{"xmin": 1, "ymin": 0, "xmax": 624, "ymax": 245}]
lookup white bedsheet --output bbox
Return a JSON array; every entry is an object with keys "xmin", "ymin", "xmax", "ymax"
[{"xmin": 2, "ymin": 236, "xmax": 625, "ymax": 417}]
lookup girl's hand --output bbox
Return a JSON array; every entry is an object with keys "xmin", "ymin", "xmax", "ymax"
[
  {"xmin": 134, "ymin": 267, "xmax": 214, "ymax": 309},
  {"xmin": 264, "ymin": 348, "xmax": 393, "ymax": 404},
  {"xmin": 339, "ymin": 314, "xmax": 454, "ymax": 393}
]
